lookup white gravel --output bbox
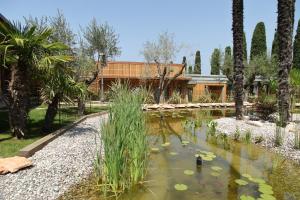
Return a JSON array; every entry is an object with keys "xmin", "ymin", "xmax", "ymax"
[
  {"xmin": 214, "ymin": 117, "xmax": 300, "ymax": 163},
  {"xmin": 0, "ymin": 114, "xmax": 107, "ymax": 200}
]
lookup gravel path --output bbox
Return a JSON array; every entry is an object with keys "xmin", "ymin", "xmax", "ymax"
[
  {"xmin": 214, "ymin": 117, "xmax": 300, "ymax": 163},
  {"xmin": 0, "ymin": 114, "xmax": 107, "ymax": 200}
]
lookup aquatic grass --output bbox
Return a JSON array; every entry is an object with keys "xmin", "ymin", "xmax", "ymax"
[
  {"xmin": 275, "ymin": 125, "xmax": 284, "ymax": 147},
  {"xmin": 207, "ymin": 120, "xmax": 217, "ymax": 137},
  {"xmin": 95, "ymin": 83, "xmax": 148, "ymax": 196},
  {"xmin": 293, "ymin": 123, "xmax": 300, "ymax": 149},
  {"xmin": 244, "ymin": 130, "xmax": 252, "ymax": 144},
  {"xmin": 233, "ymin": 126, "xmax": 241, "ymax": 141}
]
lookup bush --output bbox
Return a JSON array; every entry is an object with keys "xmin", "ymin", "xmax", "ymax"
[
  {"xmin": 198, "ymin": 94, "xmax": 212, "ymax": 103},
  {"xmin": 96, "ymin": 83, "xmax": 148, "ymax": 196},
  {"xmin": 168, "ymin": 91, "xmax": 184, "ymax": 104},
  {"xmin": 255, "ymin": 94, "xmax": 277, "ymax": 120}
]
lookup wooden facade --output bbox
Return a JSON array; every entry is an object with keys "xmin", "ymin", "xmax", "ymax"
[{"xmin": 88, "ymin": 61, "xmax": 228, "ymax": 102}]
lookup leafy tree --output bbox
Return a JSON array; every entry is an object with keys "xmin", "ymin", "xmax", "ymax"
[
  {"xmin": 194, "ymin": 50, "xmax": 201, "ymax": 74},
  {"xmin": 83, "ymin": 18, "xmax": 121, "ymax": 100},
  {"xmin": 142, "ymin": 32, "xmax": 186, "ymax": 103},
  {"xmin": 222, "ymin": 46, "xmax": 234, "ymax": 84},
  {"xmin": 277, "ymin": 0, "xmax": 295, "ymax": 126},
  {"xmin": 0, "ymin": 19, "xmax": 71, "ymax": 138},
  {"xmin": 188, "ymin": 65, "xmax": 193, "ymax": 74},
  {"xmin": 243, "ymin": 32, "xmax": 247, "ymax": 62},
  {"xmin": 210, "ymin": 48, "xmax": 221, "ymax": 75},
  {"xmin": 293, "ymin": 19, "xmax": 300, "ymax": 69},
  {"xmin": 271, "ymin": 31, "xmax": 279, "ymax": 60},
  {"xmin": 232, "ymin": 0, "xmax": 245, "ymax": 120},
  {"xmin": 250, "ymin": 22, "xmax": 267, "ymax": 61}
]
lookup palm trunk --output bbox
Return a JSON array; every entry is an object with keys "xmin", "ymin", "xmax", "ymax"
[
  {"xmin": 43, "ymin": 94, "xmax": 60, "ymax": 133},
  {"xmin": 232, "ymin": 0, "xmax": 245, "ymax": 120},
  {"xmin": 277, "ymin": 0, "xmax": 295, "ymax": 126},
  {"xmin": 8, "ymin": 61, "xmax": 29, "ymax": 139},
  {"xmin": 77, "ymin": 97, "xmax": 85, "ymax": 116}
]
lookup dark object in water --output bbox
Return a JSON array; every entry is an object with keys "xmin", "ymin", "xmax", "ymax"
[{"xmin": 196, "ymin": 155, "xmax": 202, "ymax": 167}]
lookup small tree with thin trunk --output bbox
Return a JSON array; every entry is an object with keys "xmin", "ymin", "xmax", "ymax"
[
  {"xmin": 210, "ymin": 48, "xmax": 221, "ymax": 75},
  {"xmin": 194, "ymin": 50, "xmax": 201, "ymax": 74},
  {"xmin": 142, "ymin": 32, "xmax": 187, "ymax": 103}
]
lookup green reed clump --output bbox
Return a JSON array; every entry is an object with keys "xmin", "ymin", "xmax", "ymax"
[
  {"xmin": 207, "ymin": 121, "xmax": 217, "ymax": 137},
  {"xmin": 275, "ymin": 124, "xmax": 284, "ymax": 147},
  {"xmin": 294, "ymin": 124, "xmax": 300, "ymax": 149},
  {"xmin": 233, "ymin": 126, "xmax": 241, "ymax": 141},
  {"xmin": 244, "ymin": 130, "xmax": 252, "ymax": 144},
  {"xmin": 96, "ymin": 84, "xmax": 148, "ymax": 197}
]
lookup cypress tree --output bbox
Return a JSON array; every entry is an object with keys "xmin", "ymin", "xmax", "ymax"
[
  {"xmin": 293, "ymin": 19, "xmax": 300, "ymax": 69},
  {"xmin": 194, "ymin": 50, "xmax": 201, "ymax": 74},
  {"xmin": 210, "ymin": 48, "xmax": 221, "ymax": 75},
  {"xmin": 250, "ymin": 22, "xmax": 267, "ymax": 60},
  {"xmin": 243, "ymin": 32, "xmax": 247, "ymax": 61},
  {"xmin": 222, "ymin": 46, "xmax": 233, "ymax": 82},
  {"xmin": 271, "ymin": 31, "xmax": 279, "ymax": 60},
  {"xmin": 188, "ymin": 65, "xmax": 193, "ymax": 74}
]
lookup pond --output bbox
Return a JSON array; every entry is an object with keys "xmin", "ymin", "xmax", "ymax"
[{"xmin": 63, "ymin": 109, "xmax": 300, "ymax": 200}]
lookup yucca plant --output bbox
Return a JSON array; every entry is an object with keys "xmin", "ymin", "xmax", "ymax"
[{"xmin": 96, "ymin": 83, "xmax": 148, "ymax": 197}]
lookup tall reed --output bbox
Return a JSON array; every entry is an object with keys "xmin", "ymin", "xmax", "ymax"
[{"xmin": 96, "ymin": 83, "xmax": 148, "ymax": 197}]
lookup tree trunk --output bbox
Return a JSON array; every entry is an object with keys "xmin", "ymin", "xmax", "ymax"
[
  {"xmin": 232, "ymin": 0, "xmax": 245, "ymax": 120},
  {"xmin": 77, "ymin": 97, "xmax": 85, "ymax": 116},
  {"xmin": 277, "ymin": 0, "xmax": 295, "ymax": 126},
  {"xmin": 43, "ymin": 94, "xmax": 60, "ymax": 133},
  {"xmin": 8, "ymin": 61, "xmax": 29, "ymax": 139}
]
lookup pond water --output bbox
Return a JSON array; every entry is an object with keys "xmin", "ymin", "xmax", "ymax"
[
  {"xmin": 120, "ymin": 109, "xmax": 300, "ymax": 200},
  {"xmin": 62, "ymin": 109, "xmax": 300, "ymax": 200}
]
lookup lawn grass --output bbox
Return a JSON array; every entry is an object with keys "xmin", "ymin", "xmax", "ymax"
[{"xmin": 0, "ymin": 104, "xmax": 108, "ymax": 158}]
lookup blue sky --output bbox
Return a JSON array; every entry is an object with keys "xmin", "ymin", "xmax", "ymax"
[{"xmin": 1, "ymin": 0, "xmax": 300, "ymax": 74}]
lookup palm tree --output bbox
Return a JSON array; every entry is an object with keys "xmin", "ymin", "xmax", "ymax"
[
  {"xmin": 0, "ymin": 17, "xmax": 71, "ymax": 138},
  {"xmin": 40, "ymin": 63, "xmax": 86, "ymax": 133},
  {"xmin": 232, "ymin": 0, "xmax": 245, "ymax": 120},
  {"xmin": 277, "ymin": 0, "xmax": 295, "ymax": 126}
]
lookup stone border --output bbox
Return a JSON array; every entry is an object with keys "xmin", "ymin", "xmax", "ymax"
[{"xmin": 18, "ymin": 111, "xmax": 108, "ymax": 158}]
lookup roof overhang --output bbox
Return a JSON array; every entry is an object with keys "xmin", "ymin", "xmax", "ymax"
[{"xmin": 186, "ymin": 74, "xmax": 228, "ymax": 84}]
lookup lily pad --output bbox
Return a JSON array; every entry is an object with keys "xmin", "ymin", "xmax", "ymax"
[
  {"xmin": 170, "ymin": 152, "xmax": 178, "ymax": 155},
  {"xmin": 182, "ymin": 140, "xmax": 190, "ymax": 145},
  {"xmin": 259, "ymin": 194, "xmax": 276, "ymax": 200},
  {"xmin": 241, "ymin": 174, "xmax": 252, "ymax": 179},
  {"xmin": 235, "ymin": 179, "xmax": 248, "ymax": 186},
  {"xmin": 151, "ymin": 148, "xmax": 159, "ymax": 152},
  {"xmin": 184, "ymin": 170, "xmax": 194, "ymax": 175},
  {"xmin": 259, "ymin": 184, "xmax": 273, "ymax": 195},
  {"xmin": 202, "ymin": 156, "xmax": 213, "ymax": 161},
  {"xmin": 161, "ymin": 142, "xmax": 170, "ymax": 147},
  {"xmin": 211, "ymin": 166, "xmax": 223, "ymax": 171},
  {"xmin": 174, "ymin": 184, "xmax": 188, "ymax": 191},
  {"xmin": 251, "ymin": 178, "xmax": 266, "ymax": 184},
  {"xmin": 240, "ymin": 195, "xmax": 255, "ymax": 200},
  {"xmin": 211, "ymin": 172, "xmax": 220, "ymax": 177}
]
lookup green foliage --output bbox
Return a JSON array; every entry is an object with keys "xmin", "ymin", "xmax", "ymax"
[
  {"xmin": 197, "ymin": 93, "xmax": 212, "ymax": 103},
  {"xmin": 250, "ymin": 22, "xmax": 267, "ymax": 60},
  {"xmin": 96, "ymin": 83, "xmax": 148, "ymax": 196},
  {"xmin": 271, "ymin": 31, "xmax": 279, "ymax": 61},
  {"xmin": 275, "ymin": 125, "xmax": 284, "ymax": 147},
  {"xmin": 210, "ymin": 48, "xmax": 221, "ymax": 75},
  {"xmin": 243, "ymin": 32, "xmax": 248, "ymax": 62},
  {"xmin": 293, "ymin": 126, "xmax": 300, "ymax": 149},
  {"xmin": 222, "ymin": 46, "xmax": 233, "ymax": 83},
  {"xmin": 255, "ymin": 94, "xmax": 277, "ymax": 120},
  {"xmin": 244, "ymin": 130, "xmax": 252, "ymax": 144},
  {"xmin": 233, "ymin": 126, "xmax": 241, "ymax": 141},
  {"xmin": 293, "ymin": 19, "xmax": 300, "ymax": 69},
  {"xmin": 194, "ymin": 50, "xmax": 201, "ymax": 74},
  {"xmin": 207, "ymin": 121, "xmax": 217, "ymax": 137},
  {"xmin": 168, "ymin": 91, "xmax": 184, "ymax": 104},
  {"xmin": 188, "ymin": 65, "xmax": 193, "ymax": 74}
]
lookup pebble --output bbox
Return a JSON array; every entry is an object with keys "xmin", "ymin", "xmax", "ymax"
[{"xmin": 0, "ymin": 114, "xmax": 107, "ymax": 200}]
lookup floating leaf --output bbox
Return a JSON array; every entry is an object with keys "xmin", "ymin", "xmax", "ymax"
[
  {"xmin": 195, "ymin": 154, "xmax": 200, "ymax": 157},
  {"xmin": 182, "ymin": 141, "xmax": 190, "ymax": 145},
  {"xmin": 202, "ymin": 156, "xmax": 213, "ymax": 161},
  {"xmin": 241, "ymin": 174, "xmax": 252, "ymax": 179},
  {"xmin": 211, "ymin": 172, "xmax": 220, "ymax": 177},
  {"xmin": 211, "ymin": 166, "xmax": 222, "ymax": 171},
  {"xmin": 240, "ymin": 195, "xmax": 255, "ymax": 200},
  {"xmin": 259, "ymin": 194, "xmax": 276, "ymax": 200},
  {"xmin": 184, "ymin": 170, "xmax": 194, "ymax": 175},
  {"xmin": 161, "ymin": 142, "xmax": 170, "ymax": 147},
  {"xmin": 170, "ymin": 152, "xmax": 178, "ymax": 156},
  {"xmin": 174, "ymin": 184, "xmax": 188, "ymax": 191},
  {"xmin": 235, "ymin": 179, "xmax": 248, "ymax": 186},
  {"xmin": 151, "ymin": 148, "xmax": 159, "ymax": 152},
  {"xmin": 259, "ymin": 184, "xmax": 273, "ymax": 195}
]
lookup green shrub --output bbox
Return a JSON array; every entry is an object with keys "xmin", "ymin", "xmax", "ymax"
[
  {"xmin": 168, "ymin": 91, "xmax": 184, "ymax": 104},
  {"xmin": 244, "ymin": 130, "xmax": 252, "ymax": 144},
  {"xmin": 96, "ymin": 83, "xmax": 148, "ymax": 196},
  {"xmin": 255, "ymin": 94, "xmax": 277, "ymax": 120},
  {"xmin": 198, "ymin": 94, "xmax": 212, "ymax": 103}
]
